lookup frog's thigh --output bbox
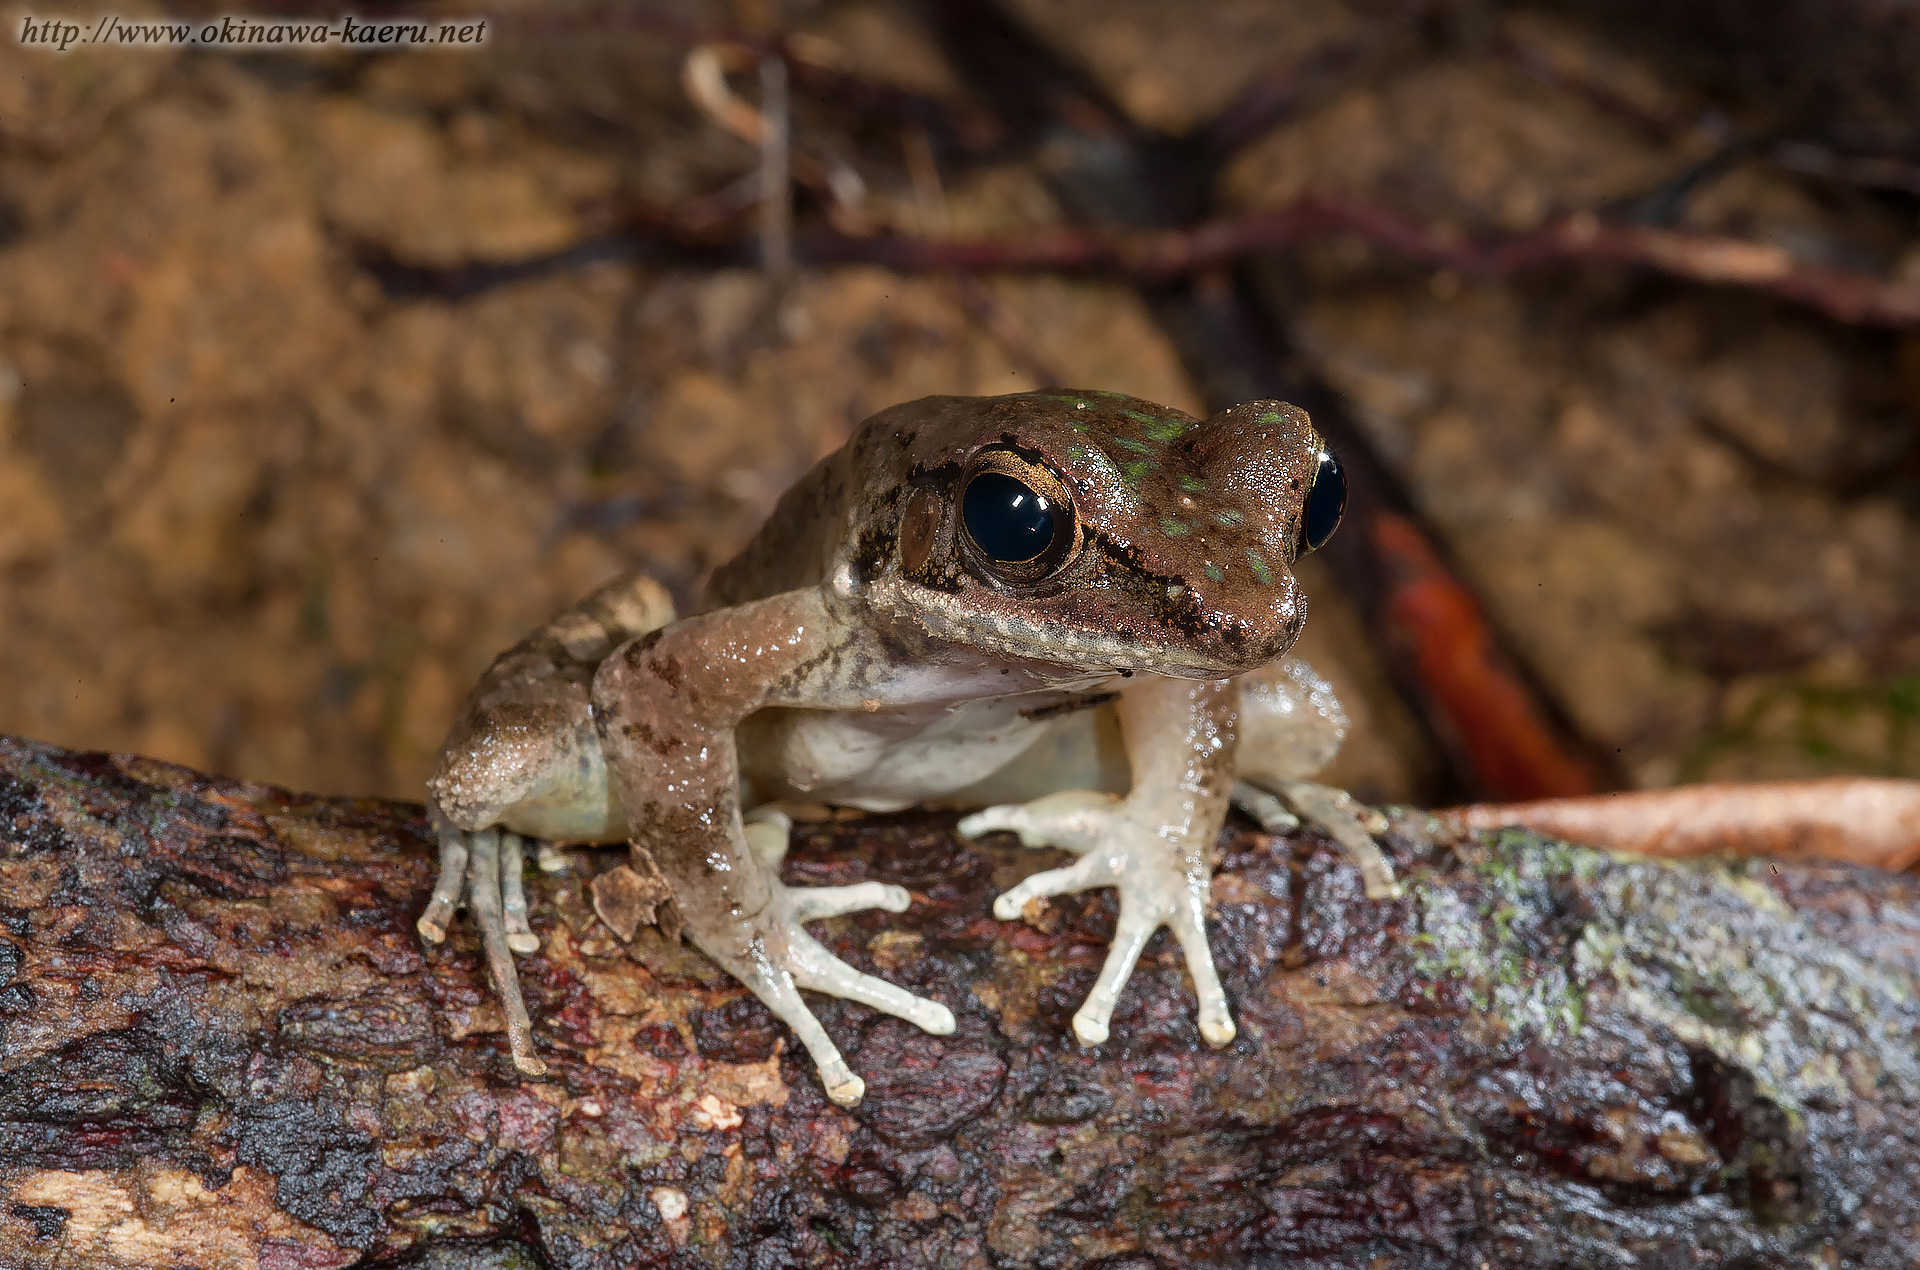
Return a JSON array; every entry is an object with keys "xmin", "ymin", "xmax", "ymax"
[
  {"xmin": 1234, "ymin": 656, "xmax": 1349, "ymax": 784},
  {"xmin": 434, "ymin": 698, "xmax": 625, "ymax": 842}
]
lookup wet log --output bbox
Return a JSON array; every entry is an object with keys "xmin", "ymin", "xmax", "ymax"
[{"xmin": 1, "ymin": 734, "xmax": 1917, "ymax": 1269}]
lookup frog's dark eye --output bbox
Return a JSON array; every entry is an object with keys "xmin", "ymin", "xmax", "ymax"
[
  {"xmin": 964, "ymin": 473, "xmax": 1058, "ymax": 561},
  {"xmin": 958, "ymin": 450, "xmax": 1076, "ymax": 584},
  {"xmin": 1297, "ymin": 449, "xmax": 1346, "ymax": 556}
]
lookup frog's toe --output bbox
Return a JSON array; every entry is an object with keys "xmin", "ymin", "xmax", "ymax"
[
  {"xmin": 417, "ymin": 816, "xmax": 470, "ymax": 944},
  {"xmin": 991, "ymin": 855, "xmax": 1105, "ymax": 920},
  {"xmin": 749, "ymin": 810, "xmax": 914, "ymax": 921},
  {"xmin": 773, "ymin": 995, "xmax": 868, "ymax": 1104},
  {"xmin": 795, "ymin": 952, "xmax": 956, "ymax": 1036},
  {"xmin": 779, "ymin": 911, "xmax": 955, "ymax": 1035},
  {"xmin": 1070, "ymin": 900, "xmax": 1161, "ymax": 1046},
  {"xmin": 788, "ymin": 880, "xmax": 911, "ymax": 923},
  {"xmin": 499, "ymin": 831, "xmax": 541, "ymax": 955},
  {"xmin": 1169, "ymin": 902, "xmax": 1236, "ymax": 1048},
  {"xmin": 465, "ymin": 826, "xmax": 548, "ymax": 1076},
  {"xmin": 742, "ymin": 806, "xmax": 794, "ymax": 867},
  {"xmin": 824, "ymin": 1066, "xmax": 866, "ymax": 1108},
  {"xmin": 957, "ymin": 789, "xmax": 1119, "ymax": 850},
  {"xmin": 1235, "ymin": 778, "xmax": 1403, "ymax": 902},
  {"xmin": 717, "ymin": 951, "xmax": 867, "ymax": 1105}
]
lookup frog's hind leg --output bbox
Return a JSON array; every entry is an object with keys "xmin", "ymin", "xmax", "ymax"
[
  {"xmin": 419, "ymin": 810, "xmax": 549, "ymax": 1075},
  {"xmin": 1233, "ymin": 656, "xmax": 1402, "ymax": 901},
  {"xmin": 416, "ymin": 570, "xmax": 677, "ymax": 1078},
  {"xmin": 1232, "ymin": 777, "xmax": 1401, "ymax": 901}
]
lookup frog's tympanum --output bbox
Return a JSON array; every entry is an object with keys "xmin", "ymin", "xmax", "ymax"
[{"xmin": 420, "ymin": 391, "xmax": 1397, "ymax": 1105}]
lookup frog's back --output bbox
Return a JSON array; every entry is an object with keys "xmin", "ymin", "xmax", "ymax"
[{"xmin": 704, "ymin": 406, "xmax": 914, "ymax": 609}]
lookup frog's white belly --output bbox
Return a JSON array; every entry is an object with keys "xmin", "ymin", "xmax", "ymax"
[{"xmin": 749, "ymin": 697, "xmax": 1068, "ymax": 812}]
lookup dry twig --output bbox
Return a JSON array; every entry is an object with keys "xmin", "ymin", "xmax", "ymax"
[
  {"xmin": 1442, "ymin": 777, "xmax": 1920, "ymax": 872},
  {"xmin": 796, "ymin": 197, "xmax": 1920, "ymax": 327}
]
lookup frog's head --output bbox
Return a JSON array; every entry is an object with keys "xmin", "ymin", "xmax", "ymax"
[{"xmin": 849, "ymin": 390, "xmax": 1345, "ymax": 679}]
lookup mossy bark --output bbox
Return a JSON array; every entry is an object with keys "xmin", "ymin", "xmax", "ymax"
[{"xmin": 1, "ymin": 735, "xmax": 1916, "ymax": 1268}]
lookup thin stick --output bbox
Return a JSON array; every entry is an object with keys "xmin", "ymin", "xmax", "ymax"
[
  {"xmin": 759, "ymin": 55, "xmax": 792, "ymax": 279},
  {"xmin": 797, "ymin": 197, "xmax": 1920, "ymax": 327}
]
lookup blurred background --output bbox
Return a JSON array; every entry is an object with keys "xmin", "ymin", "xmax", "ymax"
[{"xmin": 0, "ymin": 0, "xmax": 1916, "ymax": 809}]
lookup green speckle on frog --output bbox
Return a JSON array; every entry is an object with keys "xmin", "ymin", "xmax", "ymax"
[{"xmin": 418, "ymin": 390, "xmax": 1393, "ymax": 1106}]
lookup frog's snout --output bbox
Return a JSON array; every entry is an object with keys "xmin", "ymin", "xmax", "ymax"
[{"xmin": 1201, "ymin": 583, "xmax": 1308, "ymax": 673}]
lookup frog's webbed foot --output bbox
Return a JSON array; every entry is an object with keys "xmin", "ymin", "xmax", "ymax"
[
  {"xmin": 1233, "ymin": 778, "xmax": 1402, "ymax": 902},
  {"xmin": 956, "ymin": 791, "xmax": 1235, "ymax": 1050},
  {"xmin": 417, "ymin": 813, "xmax": 549, "ymax": 1076},
  {"xmin": 711, "ymin": 811, "xmax": 956, "ymax": 1107}
]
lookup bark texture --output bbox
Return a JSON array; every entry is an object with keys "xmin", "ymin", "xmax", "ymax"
[{"xmin": 1, "ymin": 734, "xmax": 1917, "ymax": 1269}]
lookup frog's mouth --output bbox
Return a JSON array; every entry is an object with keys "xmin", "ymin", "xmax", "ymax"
[{"xmin": 873, "ymin": 577, "xmax": 1303, "ymax": 681}]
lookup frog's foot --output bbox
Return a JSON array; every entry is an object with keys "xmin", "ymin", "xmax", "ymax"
[
  {"xmin": 417, "ymin": 815, "xmax": 548, "ymax": 1076},
  {"xmin": 1233, "ymin": 777, "xmax": 1402, "ymax": 902},
  {"xmin": 956, "ymin": 790, "xmax": 1234, "ymax": 1050},
  {"xmin": 711, "ymin": 812, "xmax": 956, "ymax": 1107}
]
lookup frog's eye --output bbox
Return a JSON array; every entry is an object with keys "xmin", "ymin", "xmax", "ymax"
[
  {"xmin": 1297, "ymin": 449, "xmax": 1346, "ymax": 556},
  {"xmin": 959, "ymin": 450, "xmax": 1076, "ymax": 584}
]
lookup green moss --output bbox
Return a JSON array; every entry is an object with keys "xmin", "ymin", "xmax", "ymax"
[
  {"xmin": 1408, "ymin": 853, "xmax": 1589, "ymax": 1038},
  {"xmin": 1413, "ymin": 829, "xmax": 1920, "ymax": 1130}
]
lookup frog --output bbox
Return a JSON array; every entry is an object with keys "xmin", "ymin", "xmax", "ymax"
[{"xmin": 418, "ymin": 389, "xmax": 1399, "ymax": 1107}]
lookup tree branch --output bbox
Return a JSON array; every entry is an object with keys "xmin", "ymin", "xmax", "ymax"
[
  {"xmin": 2, "ymin": 736, "xmax": 1917, "ymax": 1267},
  {"xmin": 797, "ymin": 196, "xmax": 1920, "ymax": 326}
]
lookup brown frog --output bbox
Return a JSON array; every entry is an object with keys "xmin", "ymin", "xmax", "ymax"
[{"xmin": 420, "ymin": 390, "xmax": 1397, "ymax": 1105}]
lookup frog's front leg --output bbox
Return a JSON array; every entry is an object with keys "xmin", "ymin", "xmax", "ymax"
[
  {"xmin": 1229, "ymin": 657, "xmax": 1401, "ymax": 901},
  {"xmin": 593, "ymin": 591, "xmax": 955, "ymax": 1107},
  {"xmin": 957, "ymin": 676, "xmax": 1238, "ymax": 1049}
]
